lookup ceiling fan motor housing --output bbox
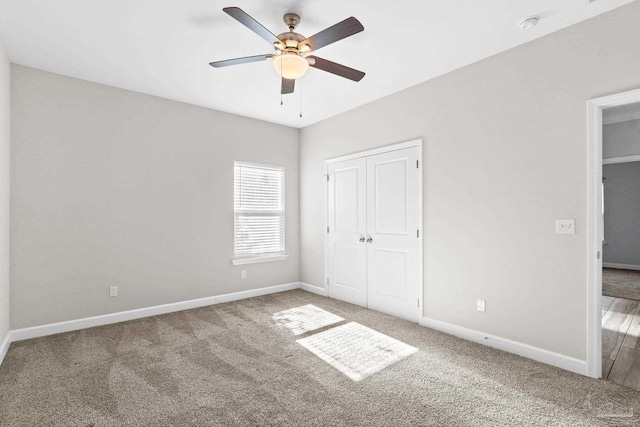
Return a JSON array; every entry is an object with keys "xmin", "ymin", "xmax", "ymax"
[
  {"xmin": 276, "ymin": 32, "xmax": 305, "ymax": 46},
  {"xmin": 274, "ymin": 14, "xmax": 311, "ymax": 53}
]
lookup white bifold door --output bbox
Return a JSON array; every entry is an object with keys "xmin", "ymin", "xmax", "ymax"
[{"xmin": 327, "ymin": 146, "xmax": 420, "ymax": 322}]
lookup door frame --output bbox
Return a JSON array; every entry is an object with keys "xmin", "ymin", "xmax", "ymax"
[
  {"xmin": 323, "ymin": 138, "xmax": 424, "ymax": 322},
  {"xmin": 587, "ymin": 88, "xmax": 640, "ymax": 378}
]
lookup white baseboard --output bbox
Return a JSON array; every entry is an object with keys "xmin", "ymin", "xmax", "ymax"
[
  {"xmin": 299, "ymin": 282, "xmax": 328, "ymax": 297},
  {"xmin": 603, "ymin": 262, "xmax": 640, "ymax": 271},
  {"xmin": 419, "ymin": 316, "xmax": 588, "ymax": 377},
  {"xmin": 0, "ymin": 332, "xmax": 10, "ymax": 365},
  {"xmin": 10, "ymin": 282, "xmax": 300, "ymax": 343}
]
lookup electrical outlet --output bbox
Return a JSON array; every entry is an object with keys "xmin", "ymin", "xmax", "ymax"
[
  {"xmin": 110, "ymin": 286, "xmax": 118, "ymax": 297},
  {"xmin": 241, "ymin": 270, "xmax": 247, "ymax": 279},
  {"xmin": 477, "ymin": 299, "xmax": 486, "ymax": 312}
]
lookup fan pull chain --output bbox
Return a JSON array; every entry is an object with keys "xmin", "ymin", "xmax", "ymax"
[
  {"xmin": 299, "ymin": 85, "xmax": 303, "ymax": 118},
  {"xmin": 280, "ymin": 56, "xmax": 284, "ymax": 106}
]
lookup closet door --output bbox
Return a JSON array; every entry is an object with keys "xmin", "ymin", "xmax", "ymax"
[
  {"xmin": 327, "ymin": 158, "xmax": 367, "ymax": 307},
  {"xmin": 365, "ymin": 147, "xmax": 420, "ymax": 322}
]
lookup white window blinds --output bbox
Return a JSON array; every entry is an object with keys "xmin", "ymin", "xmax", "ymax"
[{"xmin": 234, "ymin": 162, "xmax": 285, "ymax": 258}]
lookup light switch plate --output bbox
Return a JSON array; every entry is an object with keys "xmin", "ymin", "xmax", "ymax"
[
  {"xmin": 477, "ymin": 299, "xmax": 486, "ymax": 312},
  {"xmin": 556, "ymin": 219, "xmax": 575, "ymax": 234}
]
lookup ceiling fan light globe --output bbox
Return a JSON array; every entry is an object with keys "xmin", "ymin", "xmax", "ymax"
[{"xmin": 273, "ymin": 54, "xmax": 309, "ymax": 79}]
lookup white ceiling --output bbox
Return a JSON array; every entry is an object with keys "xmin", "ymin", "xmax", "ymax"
[{"xmin": 0, "ymin": 0, "xmax": 634, "ymax": 128}]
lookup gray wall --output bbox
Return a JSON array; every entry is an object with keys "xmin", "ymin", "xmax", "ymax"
[
  {"xmin": 0, "ymin": 42, "xmax": 9, "ymax": 346},
  {"xmin": 603, "ymin": 162, "xmax": 640, "ymax": 267},
  {"xmin": 11, "ymin": 65, "xmax": 300, "ymax": 329},
  {"xmin": 603, "ymin": 119, "xmax": 640, "ymax": 159},
  {"xmin": 300, "ymin": 1, "xmax": 640, "ymax": 360}
]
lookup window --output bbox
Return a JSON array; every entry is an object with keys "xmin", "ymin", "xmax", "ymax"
[{"xmin": 233, "ymin": 162, "xmax": 286, "ymax": 264}]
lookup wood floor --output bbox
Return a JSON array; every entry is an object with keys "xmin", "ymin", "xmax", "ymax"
[
  {"xmin": 602, "ymin": 295, "xmax": 640, "ymax": 391},
  {"xmin": 603, "ymin": 268, "xmax": 640, "ymax": 301}
]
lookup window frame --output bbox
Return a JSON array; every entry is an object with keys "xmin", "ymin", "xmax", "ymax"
[{"xmin": 231, "ymin": 161, "xmax": 288, "ymax": 265}]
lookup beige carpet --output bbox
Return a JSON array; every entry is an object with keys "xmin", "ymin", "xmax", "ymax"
[
  {"xmin": 1, "ymin": 290, "xmax": 639, "ymax": 426},
  {"xmin": 603, "ymin": 268, "xmax": 640, "ymax": 301}
]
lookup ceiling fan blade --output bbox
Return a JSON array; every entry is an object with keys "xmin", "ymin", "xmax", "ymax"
[
  {"xmin": 281, "ymin": 78, "xmax": 295, "ymax": 94},
  {"xmin": 299, "ymin": 17, "xmax": 364, "ymax": 52},
  {"xmin": 307, "ymin": 56, "xmax": 365, "ymax": 82},
  {"xmin": 223, "ymin": 7, "xmax": 280, "ymax": 45},
  {"xmin": 209, "ymin": 54, "xmax": 273, "ymax": 68}
]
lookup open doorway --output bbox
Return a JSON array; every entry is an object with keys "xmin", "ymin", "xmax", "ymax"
[
  {"xmin": 588, "ymin": 90, "xmax": 640, "ymax": 390},
  {"xmin": 600, "ymin": 104, "xmax": 640, "ymax": 389}
]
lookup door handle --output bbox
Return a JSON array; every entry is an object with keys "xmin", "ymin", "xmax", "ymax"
[
  {"xmin": 366, "ymin": 237, "xmax": 373, "ymax": 243},
  {"xmin": 359, "ymin": 236, "xmax": 366, "ymax": 242}
]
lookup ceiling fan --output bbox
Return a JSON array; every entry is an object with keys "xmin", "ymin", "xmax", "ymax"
[{"xmin": 209, "ymin": 7, "xmax": 365, "ymax": 95}]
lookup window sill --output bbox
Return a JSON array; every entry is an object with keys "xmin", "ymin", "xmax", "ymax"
[{"xmin": 231, "ymin": 254, "xmax": 289, "ymax": 265}]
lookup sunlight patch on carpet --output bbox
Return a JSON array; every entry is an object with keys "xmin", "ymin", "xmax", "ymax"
[
  {"xmin": 272, "ymin": 304, "xmax": 345, "ymax": 335},
  {"xmin": 296, "ymin": 322, "xmax": 418, "ymax": 381}
]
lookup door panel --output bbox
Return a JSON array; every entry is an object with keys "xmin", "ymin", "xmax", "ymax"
[
  {"xmin": 374, "ymin": 159, "xmax": 408, "ymax": 235},
  {"xmin": 334, "ymin": 167, "xmax": 360, "ymax": 232},
  {"xmin": 366, "ymin": 147, "xmax": 420, "ymax": 322},
  {"xmin": 328, "ymin": 158, "xmax": 367, "ymax": 307},
  {"xmin": 334, "ymin": 244, "xmax": 360, "ymax": 289},
  {"xmin": 372, "ymin": 248, "xmax": 408, "ymax": 300}
]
